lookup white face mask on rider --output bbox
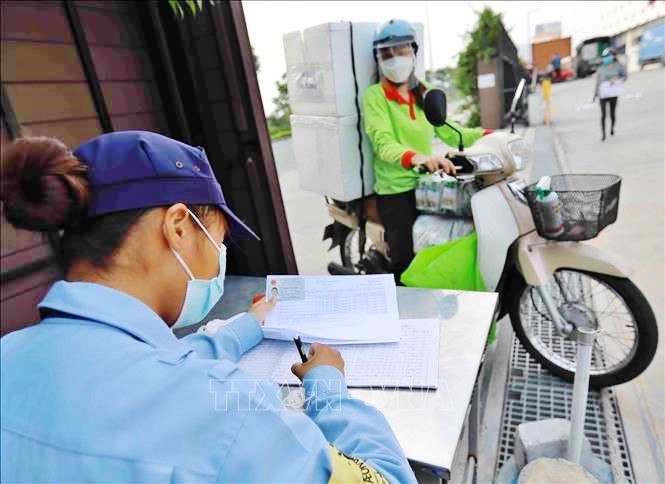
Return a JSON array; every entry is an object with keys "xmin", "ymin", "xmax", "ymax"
[{"xmin": 379, "ymin": 55, "xmax": 415, "ymax": 84}]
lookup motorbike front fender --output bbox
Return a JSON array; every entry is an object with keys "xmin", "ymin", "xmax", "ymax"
[
  {"xmin": 472, "ymin": 184, "xmax": 521, "ymax": 291},
  {"xmin": 517, "ymin": 231, "xmax": 631, "ymax": 287}
]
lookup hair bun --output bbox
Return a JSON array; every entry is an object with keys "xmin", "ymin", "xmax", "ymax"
[{"xmin": 1, "ymin": 136, "xmax": 90, "ymax": 232}]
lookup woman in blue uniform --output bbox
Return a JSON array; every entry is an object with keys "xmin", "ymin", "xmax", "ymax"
[{"xmin": 0, "ymin": 131, "xmax": 415, "ymax": 482}]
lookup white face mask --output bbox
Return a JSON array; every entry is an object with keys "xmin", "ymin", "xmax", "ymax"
[{"xmin": 379, "ymin": 55, "xmax": 415, "ymax": 84}]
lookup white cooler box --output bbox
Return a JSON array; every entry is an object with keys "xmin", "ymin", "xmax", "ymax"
[
  {"xmin": 283, "ymin": 21, "xmax": 425, "ymax": 117},
  {"xmin": 290, "ymin": 114, "xmax": 374, "ymax": 202}
]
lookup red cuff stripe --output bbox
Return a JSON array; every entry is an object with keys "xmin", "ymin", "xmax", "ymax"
[
  {"xmin": 401, "ymin": 151, "xmax": 417, "ymax": 169},
  {"xmin": 483, "ymin": 129, "xmax": 494, "ymax": 136}
]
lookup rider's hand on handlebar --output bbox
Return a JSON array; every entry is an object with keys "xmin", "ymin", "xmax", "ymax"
[{"xmin": 412, "ymin": 154, "xmax": 456, "ymax": 174}]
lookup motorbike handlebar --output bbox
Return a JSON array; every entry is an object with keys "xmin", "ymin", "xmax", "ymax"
[
  {"xmin": 416, "ymin": 153, "xmax": 475, "ymax": 175},
  {"xmin": 417, "ymin": 157, "xmax": 475, "ymax": 176}
]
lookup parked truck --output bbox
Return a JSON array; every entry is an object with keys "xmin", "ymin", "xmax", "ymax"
[
  {"xmin": 575, "ymin": 36, "xmax": 611, "ymax": 78},
  {"xmin": 638, "ymin": 21, "xmax": 665, "ymax": 69}
]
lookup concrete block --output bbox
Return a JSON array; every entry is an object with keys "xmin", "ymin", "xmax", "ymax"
[
  {"xmin": 513, "ymin": 419, "xmax": 590, "ymax": 468},
  {"xmin": 511, "ymin": 419, "xmax": 612, "ymax": 483}
]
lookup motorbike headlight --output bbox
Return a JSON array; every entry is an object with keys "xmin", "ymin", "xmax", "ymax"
[
  {"xmin": 508, "ymin": 139, "xmax": 532, "ymax": 171},
  {"xmin": 467, "ymin": 154, "xmax": 503, "ymax": 173}
]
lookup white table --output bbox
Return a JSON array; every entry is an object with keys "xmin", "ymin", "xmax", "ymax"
[
  {"xmin": 359, "ymin": 287, "xmax": 497, "ymax": 479},
  {"xmin": 186, "ymin": 277, "xmax": 498, "ymax": 480}
]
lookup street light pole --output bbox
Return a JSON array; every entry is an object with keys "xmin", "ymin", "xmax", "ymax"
[
  {"xmin": 425, "ymin": 1, "xmax": 435, "ymax": 81},
  {"xmin": 526, "ymin": 7, "xmax": 541, "ymax": 64}
]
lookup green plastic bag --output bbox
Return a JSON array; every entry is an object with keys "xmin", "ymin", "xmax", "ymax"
[{"xmin": 400, "ymin": 232, "xmax": 497, "ymax": 344}]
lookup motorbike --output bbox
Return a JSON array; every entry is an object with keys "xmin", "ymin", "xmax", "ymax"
[{"xmin": 323, "ymin": 80, "xmax": 658, "ymax": 388}]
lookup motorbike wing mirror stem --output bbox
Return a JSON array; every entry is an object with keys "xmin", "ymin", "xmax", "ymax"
[
  {"xmin": 444, "ymin": 121, "xmax": 465, "ymax": 152},
  {"xmin": 424, "ymin": 88, "xmax": 464, "ymax": 152}
]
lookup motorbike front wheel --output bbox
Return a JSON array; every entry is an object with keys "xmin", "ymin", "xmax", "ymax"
[{"xmin": 509, "ymin": 269, "xmax": 658, "ymax": 388}]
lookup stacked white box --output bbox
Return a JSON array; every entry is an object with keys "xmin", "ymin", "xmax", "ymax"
[
  {"xmin": 284, "ymin": 21, "xmax": 425, "ymax": 201},
  {"xmin": 290, "ymin": 114, "xmax": 374, "ymax": 202}
]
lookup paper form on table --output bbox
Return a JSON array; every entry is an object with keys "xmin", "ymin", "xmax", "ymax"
[
  {"xmin": 238, "ymin": 319, "xmax": 440, "ymax": 388},
  {"xmin": 263, "ymin": 274, "xmax": 401, "ymax": 344}
]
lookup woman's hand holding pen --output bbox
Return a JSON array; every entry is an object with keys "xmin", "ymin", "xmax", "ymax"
[
  {"xmin": 412, "ymin": 154, "xmax": 456, "ymax": 174},
  {"xmin": 248, "ymin": 295, "xmax": 277, "ymax": 326},
  {"xmin": 291, "ymin": 343, "xmax": 345, "ymax": 381}
]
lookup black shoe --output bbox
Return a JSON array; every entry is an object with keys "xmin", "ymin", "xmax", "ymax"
[
  {"xmin": 611, "ymin": 129, "xmax": 614, "ymax": 136},
  {"xmin": 602, "ymin": 134, "xmax": 606, "ymax": 141}
]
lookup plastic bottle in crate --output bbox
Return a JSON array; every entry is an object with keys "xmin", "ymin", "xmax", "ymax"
[
  {"xmin": 535, "ymin": 176, "xmax": 564, "ymax": 237},
  {"xmin": 427, "ymin": 174, "xmax": 444, "ymax": 211},
  {"xmin": 415, "ymin": 175, "xmax": 429, "ymax": 210},
  {"xmin": 440, "ymin": 176, "xmax": 458, "ymax": 213},
  {"xmin": 456, "ymin": 175, "xmax": 477, "ymax": 216}
]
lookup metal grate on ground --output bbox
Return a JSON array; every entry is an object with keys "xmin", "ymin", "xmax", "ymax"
[{"xmin": 495, "ymin": 335, "xmax": 636, "ymax": 482}]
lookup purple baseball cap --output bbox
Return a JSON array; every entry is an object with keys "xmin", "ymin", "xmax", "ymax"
[{"xmin": 73, "ymin": 131, "xmax": 258, "ymax": 240}]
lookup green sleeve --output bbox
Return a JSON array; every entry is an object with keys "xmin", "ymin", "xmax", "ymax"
[
  {"xmin": 434, "ymin": 118, "xmax": 484, "ymax": 149},
  {"xmin": 421, "ymin": 81, "xmax": 484, "ymax": 148},
  {"xmin": 363, "ymin": 87, "xmax": 412, "ymax": 164}
]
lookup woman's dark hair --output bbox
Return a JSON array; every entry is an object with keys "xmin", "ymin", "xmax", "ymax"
[
  {"xmin": 411, "ymin": 79, "xmax": 427, "ymax": 111},
  {"xmin": 1, "ymin": 136, "xmax": 216, "ymax": 271}
]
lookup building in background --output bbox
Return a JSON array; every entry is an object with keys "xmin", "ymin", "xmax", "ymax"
[
  {"xmin": 600, "ymin": 0, "xmax": 665, "ymax": 72},
  {"xmin": 533, "ymin": 21, "xmax": 562, "ymax": 44},
  {"xmin": 530, "ymin": 22, "xmax": 572, "ymax": 80}
]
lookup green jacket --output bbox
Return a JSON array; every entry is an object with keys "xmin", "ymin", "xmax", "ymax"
[{"xmin": 363, "ymin": 82, "xmax": 485, "ymax": 195}]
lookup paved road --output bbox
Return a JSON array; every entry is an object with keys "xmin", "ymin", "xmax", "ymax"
[
  {"xmin": 549, "ymin": 67, "xmax": 665, "ymax": 483},
  {"xmin": 272, "ymin": 137, "xmax": 342, "ymax": 275}
]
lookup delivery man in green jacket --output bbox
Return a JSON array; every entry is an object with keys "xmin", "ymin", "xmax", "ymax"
[{"xmin": 364, "ymin": 19, "xmax": 490, "ymax": 282}]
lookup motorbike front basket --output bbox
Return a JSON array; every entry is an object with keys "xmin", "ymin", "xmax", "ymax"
[{"xmin": 524, "ymin": 174, "xmax": 621, "ymax": 241}]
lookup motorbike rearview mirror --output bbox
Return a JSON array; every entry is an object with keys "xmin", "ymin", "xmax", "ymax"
[
  {"xmin": 508, "ymin": 78, "xmax": 527, "ymax": 134},
  {"xmin": 424, "ymin": 88, "xmax": 465, "ymax": 152},
  {"xmin": 424, "ymin": 88, "xmax": 447, "ymax": 127},
  {"xmin": 510, "ymin": 78, "xmax": 526, "ymax": 114}
]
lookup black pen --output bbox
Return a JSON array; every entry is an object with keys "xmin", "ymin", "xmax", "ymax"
[{"xmin": 294, "ymin": 335, "xmax": 308, "ymax": 363}]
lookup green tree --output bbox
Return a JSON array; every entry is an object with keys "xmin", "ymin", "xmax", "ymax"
[
  {"xmin": 426, "ymin": 66, "xmax": 461, "ymax": 101},
  {"xmin": 267, "ymin": 72, "xmax": 291, "ymax": 140},
  {"xmin": 455, "ymin": 7, "xmax": 503, "ymax": 127},
  {"xmin": 166, "ymin": 1, "xmax": 261, "ymax": 77},
  {"xmin": 252, "ymin": 47, "xmax": 260, "ymax": 74},
  {"xmin": 168, "ymin": 0, "xmax": 211, "ymax": 17}
]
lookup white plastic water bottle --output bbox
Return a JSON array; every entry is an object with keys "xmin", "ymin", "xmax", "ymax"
[
  {"xmin": 535, "ymin": 176, "xmax": 564, "ymax": 237},
  {"xmin": 441, "ymin": 176, "xmax": 458, "ymax": 212}
]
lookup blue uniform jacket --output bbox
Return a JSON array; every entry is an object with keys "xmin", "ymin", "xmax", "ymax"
[{"xmin": 1, "ymin": 281, "xmax": 415, "ymax": 483}]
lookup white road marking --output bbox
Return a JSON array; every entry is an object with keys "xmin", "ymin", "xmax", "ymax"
[{"xmin": 575, "ymin": 103, "xmax": 596, "ymax": 112}]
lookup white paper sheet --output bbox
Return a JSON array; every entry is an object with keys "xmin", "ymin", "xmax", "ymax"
[
  {"xmin": 599, "ymin": 79, "xmax": 623, "ymax": 99},
  {"xmin": 263, "ymin": 274, "xmax": 400, "ymax": 344},
  {"xmin": 238, "ymin": 319, "xmax": 440, "ymax": 389}
]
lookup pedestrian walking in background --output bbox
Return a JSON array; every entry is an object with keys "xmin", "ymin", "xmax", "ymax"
[
  {"xmin": 593, "ymin": 47, "xmax": 627, "ymax": 141},
  {"xmin": 551, "ymin": 52, "xmax": 561, "ymax": 78}
]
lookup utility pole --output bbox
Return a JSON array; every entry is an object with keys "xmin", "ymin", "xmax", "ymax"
[
  {"xmin": 425, "ymin": 1, "xmax": 434, "ymax": 81},
  {"xmin": 526, "ymin": 7, "xmax": 541, "ymax": 63}
]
